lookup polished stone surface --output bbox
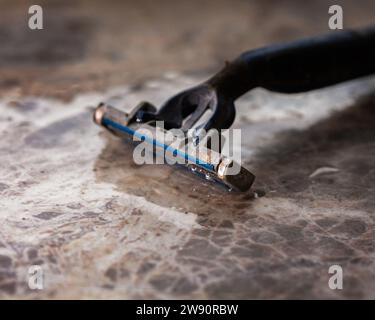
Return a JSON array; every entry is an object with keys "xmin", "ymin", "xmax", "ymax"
[
  {"xmin": 1, "ymin": 73, "xmax": 375, "ymax": 299},
  {"xmin": 1, "ymin": 0, "xmax": 375, "ymax": 300}
]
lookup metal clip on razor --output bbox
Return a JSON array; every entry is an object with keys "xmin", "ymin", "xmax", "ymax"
[{"xmin": 94, "ymin": 26, "xmax": 375, "ymax": 192}]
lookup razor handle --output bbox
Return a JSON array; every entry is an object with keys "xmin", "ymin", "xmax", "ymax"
[{"xmin": 208, "ymin": 27, "xmax": 375, "ymax": 100}]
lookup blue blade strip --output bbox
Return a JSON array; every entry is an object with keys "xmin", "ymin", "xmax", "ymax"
[{"xmin": 102, "ymin": 117, "xmax": 215, "ymax": 172}]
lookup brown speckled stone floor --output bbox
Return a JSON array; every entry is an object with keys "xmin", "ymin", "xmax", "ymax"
[{"xmin": 0, "ymin": 0, "xmax": 374, "ymax": 299}]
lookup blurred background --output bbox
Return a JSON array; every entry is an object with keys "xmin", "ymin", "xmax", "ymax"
[{"xmin": 1, "ymin": 0, "xmax": 374, "ymax": 100}]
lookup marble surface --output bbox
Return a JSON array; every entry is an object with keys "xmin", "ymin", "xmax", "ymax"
[
  {"xmin": 1, "ymin": 73, "xmax": 375, "ymax": 299},
  {"xmin": 1, "ymin": 0, "xmax": 375, "ymax": 300}
]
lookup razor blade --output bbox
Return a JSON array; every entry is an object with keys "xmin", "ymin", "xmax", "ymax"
[{"xmin": 93, "ymin": 102, "xmax": 255, "ymax": 191}]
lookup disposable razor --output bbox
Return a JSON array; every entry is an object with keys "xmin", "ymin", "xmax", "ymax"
[{"xmin": 94, "ymin": 27, "xmax": 375, "ymax": 192}]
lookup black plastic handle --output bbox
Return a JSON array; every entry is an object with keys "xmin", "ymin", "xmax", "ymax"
[{"xmin": 207, "ymin": 27, "xmax": 375, "ymax": 100}]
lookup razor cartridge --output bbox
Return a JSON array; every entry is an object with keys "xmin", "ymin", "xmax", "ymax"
[{"xmin": 93, "ymin": 102, "xmax": 255, "ymax": 192}]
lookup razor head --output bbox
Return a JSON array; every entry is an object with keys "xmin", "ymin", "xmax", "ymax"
[{"xmin": 94, "ymin": 102, "xmax": 255, "ymax": 192}]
